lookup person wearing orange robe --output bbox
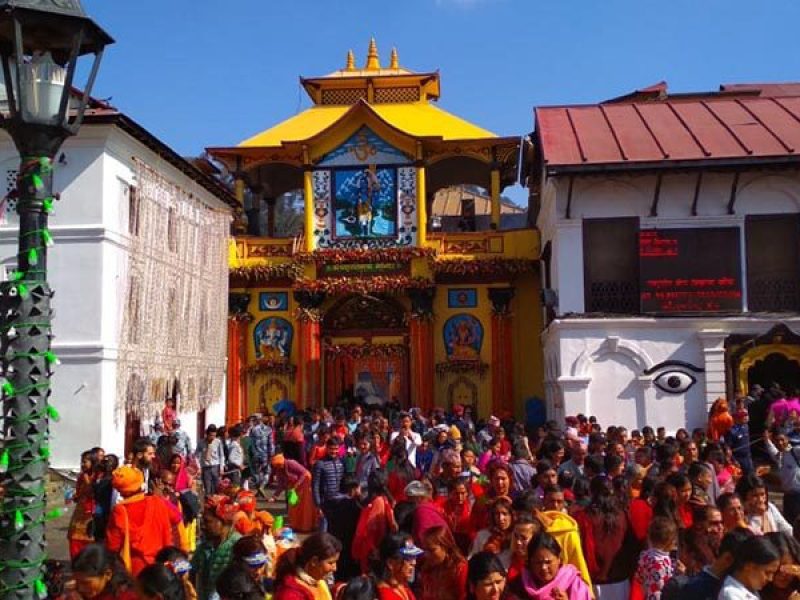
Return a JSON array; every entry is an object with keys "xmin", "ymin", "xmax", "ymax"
[{"xmin": 105, "ymin": 465, "xmax": 173, "ymax": 575}]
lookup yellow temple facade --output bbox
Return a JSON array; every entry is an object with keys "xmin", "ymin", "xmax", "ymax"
[{"xmin": 208, "ymin": 41, "xmax": 543, "ymax": 421}]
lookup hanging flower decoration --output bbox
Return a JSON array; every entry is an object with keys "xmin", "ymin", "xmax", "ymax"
[
  {"xmin": 293, "ymin": 275, "xmax": 434, "ymax": 295},
  {"xmin": 324, "ymin": 343, "xmax": 407, "ymax": 359},
  {"xmin": 295, "ymin": 307, "xmax": 323, "ymax": 323},
  {"xmin": 230, "ymin": 262, "xmax": 304, "ymax": 284},
  {"xmin": 246, "ymin": 361, "xmax": 297, "ymax": 379},
  {"xmin": 297, "ymin": 247, "xmax": 435, "ymax": 265},
  {"xmin": 435, "ymin": 361, "xmax": 490, "ymax": 378},
  {"xmin": 432, "ymin": 257, "xmax": 535, "ymax": 278}
]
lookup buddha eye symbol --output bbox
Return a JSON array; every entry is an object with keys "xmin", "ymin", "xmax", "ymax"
[
  {"xmin": 644, "ymin": 360, "xmax": 704, "ymax": 395},
  {"xmin": 653, "ymin": 371, "xmax": 697, "ymax": 394}
]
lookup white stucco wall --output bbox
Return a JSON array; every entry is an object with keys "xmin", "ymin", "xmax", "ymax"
[
  {"xmin": 0, "ymin": 122, "xmax": 230, "ymax": 468},
  {"xmin": 538, "ymin": 169, "xmax": 800, "ymax": 431}
]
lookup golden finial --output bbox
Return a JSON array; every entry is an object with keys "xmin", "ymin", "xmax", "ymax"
[
  {"xmin": 345, "ymin": 49, "xmax": 355, "ymax": 71},
  {"xmin": 365, "ymin": 37, "xmax": 381, "ymax": 70},
  {"xmin": 390, "ymin": 47, "xmax": 399, "ymax": 69}
]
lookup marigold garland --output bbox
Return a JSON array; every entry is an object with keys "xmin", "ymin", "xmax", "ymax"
[
  {"xmin": 230, "ymin": 262, "xmax": 304, "ymax": 284},
  {"xmin": 324, "ymin": 343, "xmax": 407, "ymax": 359},
  {"xmin": 295, "ymin": 307, "xmax": 324, "ymax": 323},
  {"xmin": 297, "ymin": 247, "xmax": 435, "ymax": 265},
  {"xmin": 293, "ymin": 275, "xmax": 434, "ymax": 295},
  {"xmin": 435, "ymin": 360, "xmax": 490, "ymax": 378},
  {"xmin": 246, "ymin": 360, "xmax": 297, "ymax": 379},
  {"xmin": 432, "ymin": 257, "xmax": 535, "ymax": 278}
]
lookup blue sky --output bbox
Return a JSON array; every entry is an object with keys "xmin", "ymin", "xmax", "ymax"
[{"xmin": 82, "ymin": 1, "xmax": 799, "ymax": 203}]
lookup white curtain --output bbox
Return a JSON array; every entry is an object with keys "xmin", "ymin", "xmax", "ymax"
[{"xmin": 116, "ymin": 159, "xmax": 230, "ymax": 420}]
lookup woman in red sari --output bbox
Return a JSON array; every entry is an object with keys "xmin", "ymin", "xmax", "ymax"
[
  {"xmin": 420, "ymin": 526, "xmax": 468, "ymax": 600},
  {"xmin": 270, "ymin": 454, "xmax": 317, "ymax": 533},
  {"xmin": 438, "ymin": 477, "xmax": 475, "ymax": 555},
  {"xmin": 353, "ymin": 470, "xmax": 398, "ymax": 574},
  {"xmin": 68, "ymin": 450, "xmax": 98, "ymax": 559}
]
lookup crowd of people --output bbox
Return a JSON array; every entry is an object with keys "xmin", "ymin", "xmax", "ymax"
[{"xmin": 48, "ymin": 384, "xmax": 800, "ymax": 600}]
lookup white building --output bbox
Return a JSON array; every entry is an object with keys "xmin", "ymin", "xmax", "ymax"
[
  {"xmin": 531, "ymin": 82, "xmax": 800, "ymax": 432},
  {"xmin": 0, "ymin": 99, "xmax": 235, "ymax": 468}
]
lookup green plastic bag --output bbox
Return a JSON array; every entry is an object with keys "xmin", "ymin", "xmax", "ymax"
[
  {"xmin": 287, "ymin": 488, "xmax": 299, "ymax": 507},
  {"xmin": 274, "ymin": 515, "xmax": 284, "ymax": 531}
]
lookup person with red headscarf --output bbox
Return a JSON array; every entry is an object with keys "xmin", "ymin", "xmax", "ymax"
[
  {"xmin": 708, "ymin": 398, "xmax": 734, "ymax": 442},
  {"xmin": 105, "ymin": 465, "xmax": 174, "ymax": 575}
]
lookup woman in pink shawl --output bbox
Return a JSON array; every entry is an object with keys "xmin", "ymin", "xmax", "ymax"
[
  {"xmin": 169, "ymin": 453, "xmax": 192, "ymax": 492},
  {"xmin": 505, "ymin": 532, "xmax": 591, "ymax": 600}
]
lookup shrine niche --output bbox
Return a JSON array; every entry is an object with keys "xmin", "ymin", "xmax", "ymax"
[
  {"xmin": 323, "ymin": 294, "xmax": 407, "ymax": 335},
  {"xmin": 443, "ymin": 314, "xmax": 483, "ymax": 361},
  {"xmin": 253, "ymin": 317, "xmax": 293, "ymax": 361},
  {"xmin": 448, "ymin": 376, "xmax": 478, "ymax": 408},
  {"xmin": 259, "ymin": 378, "xmax": 290, "ymax": 414}
]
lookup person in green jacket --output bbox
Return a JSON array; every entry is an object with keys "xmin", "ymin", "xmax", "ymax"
[{"xmin": 192, "ymin": 495, "xmax": 243, "ymax": 600}]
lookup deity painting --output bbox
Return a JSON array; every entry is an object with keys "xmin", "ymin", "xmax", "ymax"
[
  {"xmin": 259, "ymin": 292, "xmax": 288, "ymax": 312},
  {"xmin": 448, "ymin": 288, "xmax": 478, "ymax": 309},
  {"xmin": 254, "ymin": 317, "xmax": 293, "ymax": 361},
  {"xmin": 443, "ymin": 314, "xmax": 483, "ymax": 361},
  {"xmin": 333, "ymin": 165, "xmax": 397, "ymax": 238}
]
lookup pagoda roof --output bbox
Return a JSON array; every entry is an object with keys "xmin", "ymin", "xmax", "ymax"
[{"xmin": 237, "ymin": 100, "xmax": 496, "ymax": 149}]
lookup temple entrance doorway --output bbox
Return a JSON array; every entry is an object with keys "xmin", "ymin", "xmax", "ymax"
[
  {"xmin": 747, "ymin": 352, "xmax": 800, "ymax": 395},
  {"xmin": 322, "ymin": 294, "xmax": 409, "ymax": 407}
]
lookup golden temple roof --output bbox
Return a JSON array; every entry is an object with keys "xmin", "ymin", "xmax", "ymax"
[{"xmin": 238, "ymin": 100, "xmax": 497, "ymax": 149}]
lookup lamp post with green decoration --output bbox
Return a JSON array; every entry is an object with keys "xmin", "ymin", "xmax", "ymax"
[{"xmin": 0, "ymin": 2, "xmax": 112, "ymax": 598}]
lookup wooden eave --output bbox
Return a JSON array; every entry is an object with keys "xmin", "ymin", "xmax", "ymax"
[{"xmin": 300, "ymin": 72, "xmax": 441, "ymax": 103}]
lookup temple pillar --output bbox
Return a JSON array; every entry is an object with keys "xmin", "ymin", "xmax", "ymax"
[
  {"xmin": 227, "ymin": 293, "xmax": 252, "ymax": 425},
  {"xmin": 416, "ymin": 142, "xmax": 427, "ymax": 246},
  {"xmin": 294, "ymin": 291, "xmax": 325, "ymax": 408},
  {"xmin": 265, "ymin": 196, "xmax": 277, "ymax": 238},
  {"xmin": 409, "ymin": 288, "xmax": 436, "ymax": 412},
  {"xmin": 490, "ymin": 166, "xmax": 501, "ymax": 230},
  {"xmin": 303, "ymin": 151, "xmax": 315, "ymax": 251},
  {"xmin": 489, "ymin": 287, "xmax": 515, "ymax": 417}
]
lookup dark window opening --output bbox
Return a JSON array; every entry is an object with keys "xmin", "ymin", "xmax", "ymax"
[
  {"xmin": 746, "ymin": 214, "xmax": 800, "ymax": 312},
  {"xmin": 583, "ymin": 217, "xmax": 640, "ymax": 314}
]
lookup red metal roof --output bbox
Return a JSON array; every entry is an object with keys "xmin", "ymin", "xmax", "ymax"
[{"xmin": 536, "ymin": 84, "xmax": 800, "ymax": 172}]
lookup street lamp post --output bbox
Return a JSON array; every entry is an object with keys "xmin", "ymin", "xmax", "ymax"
[{"xmin": 0, "ymin": 2, "xmax": 112, "ymax": 598}]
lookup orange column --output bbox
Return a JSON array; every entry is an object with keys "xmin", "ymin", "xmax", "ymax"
[
  {"xmin": 489, "ymin": 288, "xmax": 515, "ymax": 418},
  {"xmin": 409, "ymin": 288, "xmax": 436, "ymax": 412},
  {"xmin": 227, "ymin": 293, "xmax": 251, "ymax": 425},
  {"xmin": 294, "ymin": 291, "xmax": 325, "ymax": 409}
]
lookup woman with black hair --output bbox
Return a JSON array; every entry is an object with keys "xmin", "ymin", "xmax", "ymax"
[
  {"xmin": 216, "ymin": 563, "xmax": 265, "ymax": 600},
  {"xmin": 466, "ymin": 551, "xmax": 507, "ymax": 600},
  {"xmin": 737, "ymin": 473, "xmax": 793, "ymax": 535},
  {"xmin": 70, "ymin": 544, "xmax": 138, "ymax": 600},
  {"xmin": 718, "ymin": 535, "xmax": 781, "ymax": 599},
  {"xmin": 273, "ymin": 531, "xmax": 342, "ymax": 600},
  {"xmin": 137, "ymin": 563, "xmax": 187, "ymax": 600},
  {"xmin": 469, "ymin": 496, "xmax": 514, "ymax": 564},
  {"xmin": 230, "ymin": 535, "xmax": 270, "ymax": 594},
  {"xmin": 376, "ymin": 532, "xmax": 424, "ymax": 600},
  {"xmin": 91, "ymin": 453, "xmax": 119, "ymax": 543},
  {"xmin": 573, "ymin": 475, "xmax": 633, "ymax": 600},
  {"xmin": 68, "ymin": 450, "xmax": 99, "ymax": 558},
  {"xmin": 155, "ymin": 546, "xmax": 197, "ymax": 600},
  {"xmin": 353, "ymin": 470, "xmax": 399, "ymax": 574},
  {"xmin": 339, "ymin": 575, "xmax": 379, "ymax": 600},
  {"xmin": 762, "ymin": 532, "xmax": 800, "ymax": 600},
  {"xmin": 505, "ymin": 532, "xmax": 592, "ymax": 600},
  {"xmin": 665, "ymin": 473, "xmax": 694, "ymax": 529}
]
